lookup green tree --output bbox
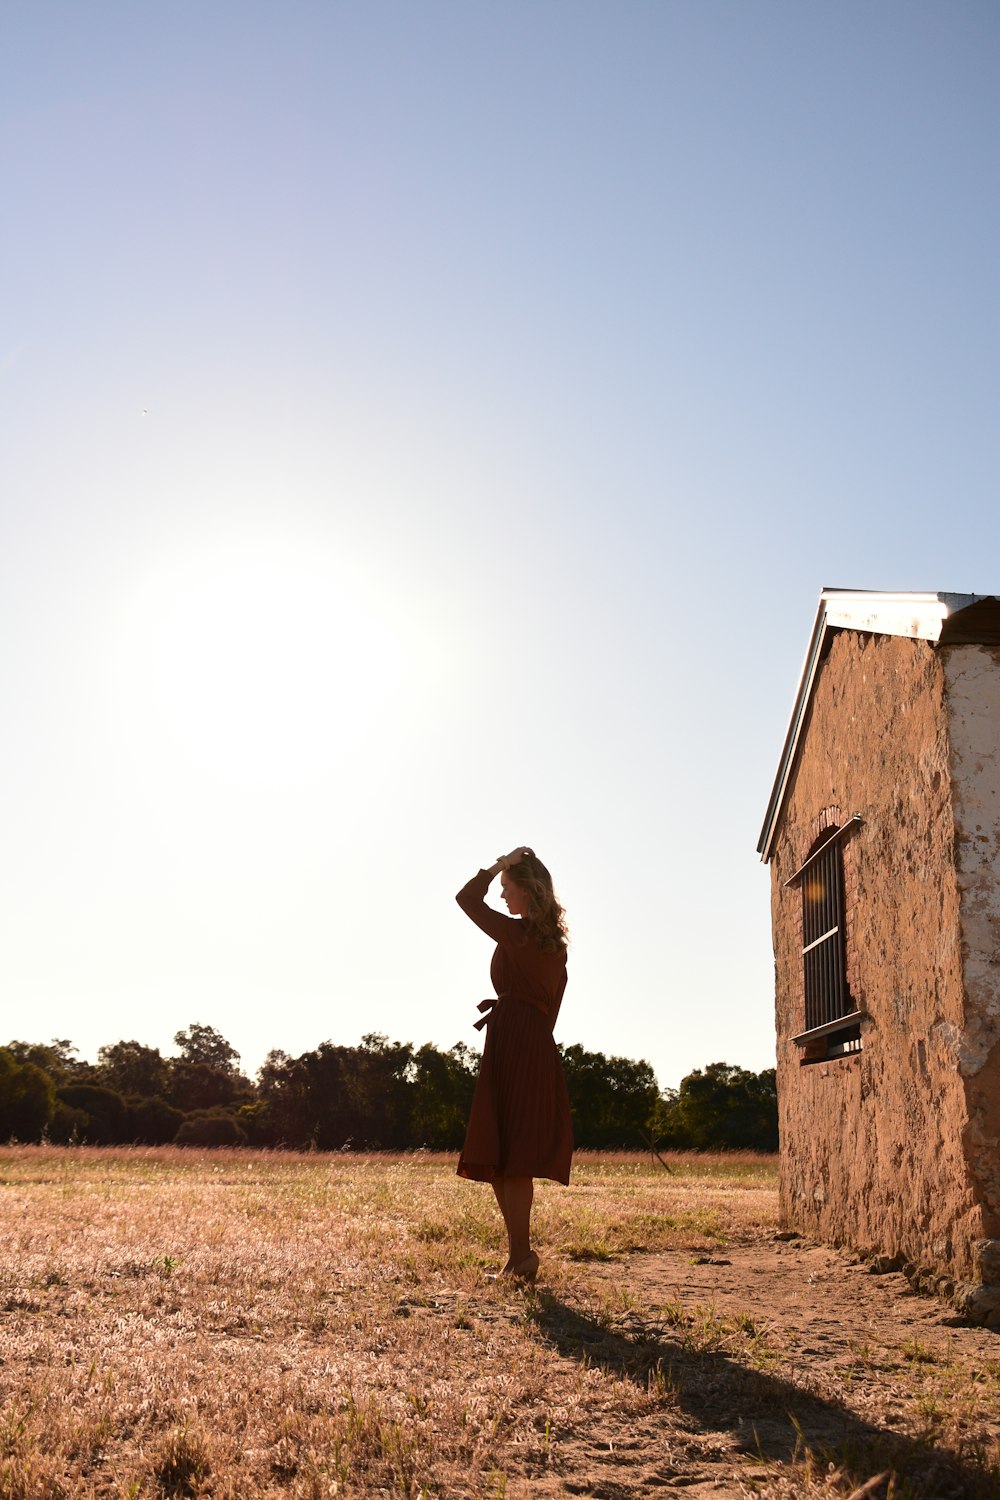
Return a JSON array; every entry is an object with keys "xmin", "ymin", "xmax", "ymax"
[
  {"xmin": 126, "ymin": 1095, "xmax": 184, "ymax": 1145},
  {"xmin": 559, "ymin": 1043, "xmax": 660, "ymax": 1148},
  {"xmin": 659, "ymin": 1062, "xmax": 778, "ymax": 1151},
  {"xmin": 253, "ymin": 1049, "xmax": 300, "ymax": 1144},
  {"xmin": 175, "ymin": 1111, "xmax": 248, "ymax": 1147},
  {"xmin": 648, "ymin": 1086, "xmax": 683, "ymax": 1147},
  {"xmin": 255, "ymin": 1036, "xmax": 416, "ymax": 1150},
  {"xmin": 235, "ymin": 1099, "xmax": 272, "ymax": 1146},
  {"xmin": 0, "ymin": 1048, "xmax": 56, "ymax": 1141},
  {"xmin": 172, "ymin": 1024, "xmax": 240, "ymax": 1075},
  {"xmin": 48, "ymin": 1102, "xmax": 90, "ymax": 1144},
  {"xmin": 408, "ymin": 1042, "xmax": 477, "ymax": 1149},
  {"xmin": 348, "ymin": 1033, "xmax": 415, "ymax": 1148},
  {"xmin": 165, "ymin": 1061, "xmax": 244, "ymax": 1114},
  {"xmin": 55, "ymin": 1084, "xmax": 128, "ymax": 1144},
  {"xmin": 97, "ymin": 1040, "xmax": 168, "ymax": 1099},
  {"xmin": 4, "ymin": 1038, "xmax": 88, "ymax": 1084}
]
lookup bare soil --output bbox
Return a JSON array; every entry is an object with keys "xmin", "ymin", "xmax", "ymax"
[{"xmin": 531, "ymin": 1237, "xmax": 1000, "ymax": 1498}]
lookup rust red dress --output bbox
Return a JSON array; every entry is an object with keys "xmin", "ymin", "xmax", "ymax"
[{"xmin": 456, "ymin": 870, "xmax": 574, "ymax": 1185}]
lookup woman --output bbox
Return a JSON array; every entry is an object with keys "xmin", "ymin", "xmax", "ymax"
[{"xmin": 456, "ymin": 845, "xmax": 573, "ymax": 1282}]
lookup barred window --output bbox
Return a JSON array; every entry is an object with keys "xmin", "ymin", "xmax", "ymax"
[
  {"xmin": 786, "ymin": 819, "xmax": 863, "ymax": 1062},
  {"xmin": 802, "ymin": 832, "xmax": 849, "ymax": 1030}
]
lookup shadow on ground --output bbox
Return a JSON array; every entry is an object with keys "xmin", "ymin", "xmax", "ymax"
[{"xmin": 531, "ymin": 1291, "xmax": 997, "ymax": 1500}]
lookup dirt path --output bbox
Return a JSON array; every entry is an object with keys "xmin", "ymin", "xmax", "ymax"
[{"xmin": 527, "ymin": 1237, "xmax": 1000, "ymax": 1498}]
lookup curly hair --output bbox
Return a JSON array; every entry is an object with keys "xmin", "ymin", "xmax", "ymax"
[{"xmin": 507, "ymin": 850, "xmax": 568, "ymax": 955}]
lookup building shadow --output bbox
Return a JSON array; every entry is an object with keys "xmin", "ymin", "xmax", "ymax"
[{"xmin": 531, "ymin": 1291, "xmax": 996, "ymax": 1498}]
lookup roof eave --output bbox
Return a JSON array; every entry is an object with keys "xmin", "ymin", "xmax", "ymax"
[
  {"xmin": 757, "ymin": 596, "xmax": 830, "ymax": 863},
  {"xmin": 757, "ymin": 589, "xmax": 990, "ymax": 863}
]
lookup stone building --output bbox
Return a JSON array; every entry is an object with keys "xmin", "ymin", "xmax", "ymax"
[{"xmin": 758, "ymin": 589, "xmax": 1000, "ymax": 1324}]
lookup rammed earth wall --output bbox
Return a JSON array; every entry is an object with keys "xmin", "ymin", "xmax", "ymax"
[
  {"xmin": 944, "ymin": 646, "xmax": 1000, "ymax": 1244},
  {"xmin": 769, "ymin": 630, "xmax": 989, "ymax": 1283}
]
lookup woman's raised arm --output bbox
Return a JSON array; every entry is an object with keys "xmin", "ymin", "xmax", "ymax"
[{"xmin": 456, "ymin": 867, "xmax": 515, "ymax": 942}]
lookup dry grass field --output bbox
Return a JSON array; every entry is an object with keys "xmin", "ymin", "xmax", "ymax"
[{"xmin": 1, "ymin": 1147, "xmax": 999, "ymax": 1499}]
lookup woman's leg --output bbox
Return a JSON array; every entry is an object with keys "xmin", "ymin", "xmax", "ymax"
[
  {"xmin": 502, "ymin": 1176, "xmax": 535, "ymax": 1269},
  {"xmin": 492, "ymin": 1177, "xmax": 514, "ymax": 1269}
]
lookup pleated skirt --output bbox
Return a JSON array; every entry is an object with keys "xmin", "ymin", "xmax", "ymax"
[{"xmin": 458, "ymin": 995, "xmax": 573, "ymax": 1185}]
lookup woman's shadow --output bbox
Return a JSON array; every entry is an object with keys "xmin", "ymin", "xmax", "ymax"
[{"xmin": 530, "ymin": 1290, "xmax": 996, "ymax": 1498}]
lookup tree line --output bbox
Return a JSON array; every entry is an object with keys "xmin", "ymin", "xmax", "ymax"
[{"xmin": 0, "ymin": 1023, "xmax": 778, "ymax": 1153}]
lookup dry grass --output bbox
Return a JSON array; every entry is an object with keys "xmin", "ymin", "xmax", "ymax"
[{"xmin": 0, "ymin": 1146, "xmax": 997, "ymax": 1498}]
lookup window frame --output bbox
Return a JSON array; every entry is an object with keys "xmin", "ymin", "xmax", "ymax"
[{"xmin": 785, "ymin": 817, "xmax": 864, "ymax": 1063}]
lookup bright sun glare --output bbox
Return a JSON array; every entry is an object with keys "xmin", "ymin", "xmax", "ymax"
[{"xmin": 123, "ymin": 543, "xmax": 414, "ymax": 786}]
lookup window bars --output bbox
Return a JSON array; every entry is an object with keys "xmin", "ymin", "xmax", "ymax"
[
  {"xmin": 785, "ymin": 818, "xmax": 863, "ymax": 1057},
  {"xmin": 801, "ymin": 836, "xmax": 848, "ymax": 1031}
]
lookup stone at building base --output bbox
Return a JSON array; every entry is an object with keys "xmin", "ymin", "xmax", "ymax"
[
  {"xmin": 848, "ymin": 1237, "xmax": 1000, "ymax": 1327},
  {"xmin": 948, "ymin": 1239, "xmax": 1000, "ymax": 1328},
  {"xmin": 975, "ymin": 1239, "xmax": 1000, "ymax": 1285},
  {"xmin": 951, "ymin": 1281, "xmax": 1000, "ymax": 1329},
  {"xmin": 868, "ymin": 1253, "xmax": 905, "ymax": 1275}
]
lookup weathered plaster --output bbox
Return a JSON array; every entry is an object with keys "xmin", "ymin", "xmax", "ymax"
[
  {"xmin": 944, "ymin": 645, "xmax": 1000, "ymax": 1236},
  {"xmin": 771, "ymin": 631, "xmax": 986, "ymax": 1281}
]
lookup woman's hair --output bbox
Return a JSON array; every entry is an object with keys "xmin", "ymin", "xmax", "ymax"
[{"xmin": 508, "ymin": 850, "xmax": 568, "ymax": 954}]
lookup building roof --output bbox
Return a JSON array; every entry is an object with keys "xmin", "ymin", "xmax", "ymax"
[{"xmin": 757, "ymin": 589, "xmax": 1000, "ymax": 863}]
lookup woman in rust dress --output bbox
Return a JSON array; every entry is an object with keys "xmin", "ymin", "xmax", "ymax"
[{"xmin": 456, "ymin": 846, "xmax": 573, "ymax": 1282}]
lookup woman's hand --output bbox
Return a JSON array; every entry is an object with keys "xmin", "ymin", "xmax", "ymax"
[{"xmin": 497, "ymin": 846, "xmax": 533, "ymax": 870}]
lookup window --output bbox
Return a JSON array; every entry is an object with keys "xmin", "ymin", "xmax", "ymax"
[{"xmin": 786, "ymin": 819, "xmax": 863, "ymax": 1062}]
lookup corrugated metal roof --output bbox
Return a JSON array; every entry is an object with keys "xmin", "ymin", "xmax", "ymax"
[{"xmin": 757, "ymin": 589, "xmax": 1000, "ymax": 863}]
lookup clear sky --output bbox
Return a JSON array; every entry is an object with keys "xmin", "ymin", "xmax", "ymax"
[{"xmin": 2, "ymin": 1, "xmax": 998, "ymax": 1092}]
